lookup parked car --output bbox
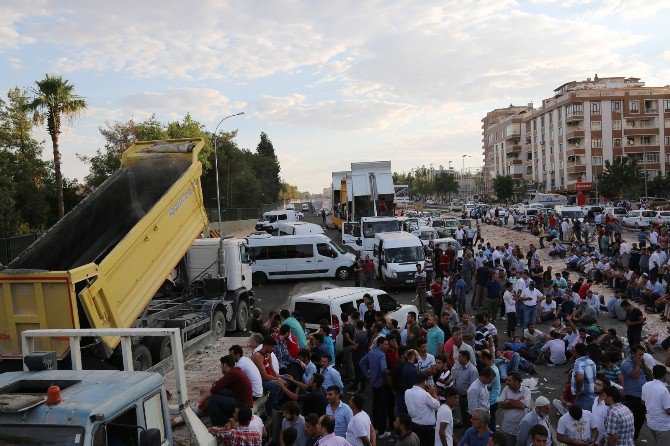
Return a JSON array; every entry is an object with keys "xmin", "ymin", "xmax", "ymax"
[
  {"xmin": 301, "ymin": 203, "xmax": 310, "ymax": 212},
  {"xmin": 290, "ymin": 287, "xmax": 418, "ymax": 353},
  {"xmin": 623, "ymin": 210, "xmax": 657, "ymax": 228},
  {"xmin": 603, "ymin": 207, "xmax": 627, "ymax": 219},
  {"xmin": 655, "ymin": 211, "xmax": 670, "ymax": 224}
]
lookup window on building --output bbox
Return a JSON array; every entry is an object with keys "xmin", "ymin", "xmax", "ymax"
[
  {"xmin": 550, "ymin": 162, "xmax": 555, "ymax": 171},
  {"xmin": 558, "ymin": 108, "xmax": 562, "ymax": 119},
  {"xmin": 613, "ymin": 120, "xmax": 621, "ymax": 130},
  {"xmin": 612, "ymin": 101, "xmax": 621, "ymax": 111},
  {"xmin": 591, "ymin": 121, "xmax": 601, "ymax": 131},
  {"xmin": 592, "ymin": 156, "xmax": 603, "ymax": 166},
  {"xmin": 559, "ymin": 143, "xmax": 563, "ymax": 152},
  {"xmin": 642, "ymin": 136, "xmax": 652, "ymax": 145},
  {"xmin": 630, "ymin": 100, "xmax": 639, "ymax": 112},
  {"xmin": 644, "ymin": 152, "xmax": 660, "ymax": 163},
  {"xmin": 666, "ymin": 153, "xmax": 670, "ymax": 164},
  {"xmin": 626, "ymin": 120, "xmax": 636, "ymax": 129},
  {"xmin": 644, "ymin": 100, "xmax": 657, "ymax": 113},
  {"xmin": 665, "ymin": 118, "xmax": 670, "ymax": 128},
  {"xmin": 590, "ymin": 102, "xmax": 601, "ymax": 114},
  {"xmin": 550, "ymin": 129, "xmax": 554, "ymax": 139},
  {"xmin": 560, "ymin": 160, "xmax": 564, "ymax": 168},
  {"xmin": 666, "ymin": 136, "xmax": 670, "ymax": 146},
  {"xmin": 558, "ymin": 127, "xmax": 563, "ymax": 136},
  {"xmin": 627, "ymin": 137, "xmax": 635, "ymax": 146},
  {"xmin": 665, "ymin": 99, "xmax": 670, "ymax": 111},
  {"xmin": 549, "ymin": 113, "xmax": 553, "ymax": 124},
  {"xmin": 591, "ymin": 138, "xmax": 602, "ymax": 149},
  {"xmin": 567, "ymin": 103, "xmax": 583, "ymax": 117},
  {"xmin": 614, "ymin": 138, "xmax": 621, "ymax": 147}
]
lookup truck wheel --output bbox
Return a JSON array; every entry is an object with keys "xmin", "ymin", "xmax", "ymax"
[
  {"xmin": 213, "ymin": 310, "xmax": 227, "ymax": 337},
  {"xmin": 150, "ymin": 337, "xmax": 172, "ymax": 364},
  {"xmin": 132, "ymin": 344, "xmax": 152, "ymax": 371},
  {"xmin": 252, "ymin": 272, "xmax": 268, "ymax": 286},
  {"xmin": 336, "ymin": 267, "xmax": 350, "ymax": 280},
  {"xmin": 236, "ymin": 300, "xmax": 249, "ymax": 332}
]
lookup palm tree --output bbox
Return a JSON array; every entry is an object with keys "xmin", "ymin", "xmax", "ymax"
[{"xmin": 27, "ymin": 75, "xmax": 86, "ymax": 218}]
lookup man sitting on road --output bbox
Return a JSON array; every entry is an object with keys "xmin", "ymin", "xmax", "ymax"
[{"xmin": 196, "ymin": 355, "xmax": 253, "ymax": 427}]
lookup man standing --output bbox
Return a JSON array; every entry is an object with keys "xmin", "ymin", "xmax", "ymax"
[
  {"xmin": 417, "ymin": 338, "xmax": 437, "ymax": 386},
  {"xmin": 591, "ymin": 377, "xmax": 610, "ymax": 446},
  {"xmin": 499, "ymin": 372, "xmax": 531, "ymax": 446},
  {"xmin": 467, "ymin": 367, "xmax": 494, "ymax": 418},
  {"xmin": 484, "ymin": 272, "xmax": 502, "ymax": 323},
  {"xmin": 340, "ymin": 313, "xmax": 355, "ymax": 387},
  {"xmin": 362, "ymin": 255, "xmax": 375, "ymax": 288},
  {"xmin": 325, "ymin": 385, "xmax": 353, "ymax": 438},
  {"xmin": 516, "ymin": 396, "xmax": 553, "ymax": 446},
  {"xmin": 359, "ymin": 337, "xmax": 390, "ymax": 439},
  {"xmin": 405, "ymin": 372, "xmax": 440, "ymax": 446},
  {"xmin": 604, "ymin": 386, "xmax": 635, "ymax": 446},
  {"xmin": 520, "ymin": 281, "xmax": 542, "ymax": 329},
  {"xmin": 474, "ymin": 261, "xmax": 491, "ymax": 310},
  {"xmin": 459, "ymin": 409, "xmax": 492, "ymax": 446},
  {"xmin": 641, "ymin": 364, "xmax": 670, "ymax": 443},
  {"xmin": 426, "ymin": 314, "xmax": 445, "ymax": 356},
  {"xmin": 436, "ymin": 387, "xmax": 460, "ymax": 446},
  {"xmin": 572, "ymin": 343, "xmax": 598, "ymax": 410},
  {"xmin": 280, "ymin": 401, "xmax": 307, "ymax": 446},
  {"xmin": 415, "ymin": 262, "xmax": 428, "ymax": 314},
  {"xmin": 405, "ymin": 311, "xmax": 422, "ymax": 350},
  {"xmin": 352, "ymin": 255, "xmax": 362, "ymax": 287},
  {"xmin": 621, "ymin": 344, "xmax": 652, "ymax": 441},
  {"xmin": 281, "ymin": 309, "xmax": 307, "ymax": 349},
  {"xmin": 452, "ymin": 350, "xmax": 479, "ymax": 429},
  {"xmin": 321, "ymin": 354, "xmax": 344, "ymax": 393},
  {"xmin": 480, "ymin": 350, "xmax": 501, "ymax": 432},
  {"xmin": 622, "ymin": 300, "xmax": 645, "ymax": 348},
  {"xmin": 346, "ymin": 394, "xmax": 375, "ymax": 446}
]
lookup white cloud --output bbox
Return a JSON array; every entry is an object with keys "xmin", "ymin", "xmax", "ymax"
[
  {"xmin": 660, "ymin": 50, "xmax": 670, "ymax": 61},
  {"xmin": 120, "ymin": 88, "xmax": 246, "ymax": 122},
  {"xmin": 7, "ymin": 57, "xmax": 25, "ymax": 69},
  {"xmin": 254, "ymin": 94, "xmax": 417, "ymax": 131}
]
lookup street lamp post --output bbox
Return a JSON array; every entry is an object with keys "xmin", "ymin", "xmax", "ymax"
[
  {"xmin": 462, "ymin": 155, "xmax": 471, "ymax": 199},
  {"xmin": 213, "ymin": 112, "xmax": 245, "ymax": 235}
]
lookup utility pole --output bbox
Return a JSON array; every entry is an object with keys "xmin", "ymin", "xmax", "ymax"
[{"xmin": 213, "ymin": 112, "xmax": 244, "ymax": 235}]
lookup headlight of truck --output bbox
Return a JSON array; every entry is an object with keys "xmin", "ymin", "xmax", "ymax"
[{"xmin": 388, "ymin": 269, "xmax": 397, "ymax": 278}]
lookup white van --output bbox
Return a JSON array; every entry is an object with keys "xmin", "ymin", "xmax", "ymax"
[
  {"xmin": 290, "ymin": 287, "xmax": 418, "ymax": 353},
  {"xmin": 277, "ymin": 221, "xmax": 325, "ymax": 236},
  {"xmin": 255, "ymin": 210, "xmax": 301, "ymax": 232},
  {"xmin": 373, "ymin": 232, "xmax": 425, "ymax": 290},
  {"xmin": 623, "ymin": 209, "xmax": 657, "ymax": 228},
  {"xmin": 342, "ymin": 216, "xmax": 404, "ymax": 257},
  {"xmin": 554, "ymin": 205, "xmax": 585, "ymax": 221},
  {"xmin": 247, "ymin": 234, "xmax": 355, "ymax": 285}
]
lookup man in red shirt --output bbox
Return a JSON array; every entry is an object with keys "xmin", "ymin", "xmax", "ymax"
[
  {"xmin": 578, "ymin": 278, "xmax": 592, "ymax": 299},
  {"xmin": 549, "ymin": 215, "xmax": 556, "ymax": 230},
  {"xmin": 198, "ymin": 355, "xmax": 253, "ymax": 426},
  {"xmin": 210, "ymin": 406, "xmax": 261, "ymax": 446},
  {"xmin": 430, "ymin": 277, "xmax": 444, "ymax": 315}
]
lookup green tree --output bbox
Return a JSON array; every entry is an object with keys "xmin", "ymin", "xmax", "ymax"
[
  {"xmin": 27, "ymin": 75, "xmax": 87, "ymax": 218},
  {"xmin": 393, "ymin": 172, "xmax": 409, "ymax": 185},
  {"xmin": 492, "ymin": 175, "xmax": 515, "ymax": 202},
  {"xmin": 278, "ymin": 181, "xmax": 300, "ymax": 201},
  {"xmin": 0, "ymin": 88, "xmax": 51, "ymax": 233},
  {"xmin": 599, "ymin": 157, "xmax": 642, "ymax": 199},
  {"xmin": 433, "ymin": 172, "xmax": 459, "ymax": 201},
  {"xmin": 254, "ymin": 132, "xmax": 281, "ymax": 203},
  {"xmin": 647, "ymin": 173, "xmax": 670, "ymax": 198}
]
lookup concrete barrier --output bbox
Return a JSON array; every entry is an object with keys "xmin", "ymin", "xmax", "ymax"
[{"xmin": 207, "ymin": 219, "xmax": 256, "ymax": 236}]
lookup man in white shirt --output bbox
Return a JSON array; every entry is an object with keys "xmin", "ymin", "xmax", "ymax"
[
  {"xmin": 346, "ymin": 394, "xmax": 374, "ymax": 446},
  {"xmin": 405, "ymin": 372, "xmax": 440, "ymax": 445},
  {"xmin": 520, "ymin": 281, "xmax": 543, "ymax": 329},
  {"xmin": 229, "ymin": 344, "xmax": 263, "ymax": 398},
  {"xmin": 641, "ymin": 364, "xmax": 670, "ymax": 442},
  {"xmin": 591, "ymin": 378, "xmax": 609, "ymax": 446},
  {"xmin": 435, "ymin": 387, "xmax": 459, "ymax": 446},
  {"xmin": 557, "ymin": 405, "xmax": 597, "ymax": 446},
  {"xmin": 499, "ymin": 371, "xmax": 531, "ymax": 446},
  {"xmin": 539, "ymin": 331, "xmax": 567, "ymax": 365},
  {"xmin": 455, "ymin": 227, "xmax": 464, "ymax": 245}
]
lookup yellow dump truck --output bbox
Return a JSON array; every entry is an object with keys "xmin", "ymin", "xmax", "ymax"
[{"xmin": 0, "ymin": 139, "xmax": 254, "ymax": 370}]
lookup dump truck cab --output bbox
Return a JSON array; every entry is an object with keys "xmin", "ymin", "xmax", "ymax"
[
  {"xmin": 0, "ymin": 369, "xmax": 170, "ymax": 446},
  {"xmin": 0, "ymin": 328, "xmax": 216, "ymax": 446}
]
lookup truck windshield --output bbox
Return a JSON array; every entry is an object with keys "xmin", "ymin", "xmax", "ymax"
[
  {"xmin": 0, "ymin": 425, "xmax": 85, "ymax": 445},
  {"xmin": 363, "ymin": 220, "xmax": 402, "ymax": 238},
  {"xmin": 384, "ymin": 247, "xmax": 425, "ymax": 263}
]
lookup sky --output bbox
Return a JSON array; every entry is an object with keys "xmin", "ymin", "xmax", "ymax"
[{"xmin": 2, "ymin": 0, "xmax": 670, "ymax": 193}]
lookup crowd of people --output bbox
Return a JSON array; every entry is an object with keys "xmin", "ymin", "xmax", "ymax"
[{"xmin": 188, "ymin": 214, "xmax": 670, "ymax": 446}]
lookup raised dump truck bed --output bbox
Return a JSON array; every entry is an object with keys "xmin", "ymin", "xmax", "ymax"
[{"xmin": 0, "ymin": 139, "xmax": 209, "ymax": 360}]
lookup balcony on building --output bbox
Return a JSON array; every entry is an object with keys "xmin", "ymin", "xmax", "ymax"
[
  {"xmin": 625, "ymin": 118, "xmax": 658, "ymax": 135},
  {"xmin": 623, "ymin": 135, "xmax": 659, "ymax": 153},
  {"xmin": 644, "ymin": 99, "xmax": 658, "ymax": 114},
  {"xmin": 505, "ymin": 143, "xmax": 522, "ymax": 154},
  {"xmin": 566, "ymin": 127, "xmax": 585, "ymax": 141},
  {"xmin": 504, "ymin": 123, "xmax": 521, "ymax": 140},
  {"xmin": 565, "ymin": 103, "xmax": 584, "ymax": 123}
]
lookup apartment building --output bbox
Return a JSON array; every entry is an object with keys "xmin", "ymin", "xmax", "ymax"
[
  {"xmin": 482, "ymin": 105, "xmax": 533, "ymax": 182},
  {"xmin": 483, "ymin": 76, "xmax": 670, "ymax": 193}
]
